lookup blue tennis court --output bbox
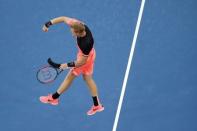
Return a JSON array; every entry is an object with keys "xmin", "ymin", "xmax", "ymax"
[{"xmin": 0, "ymin": 0, "xmax": 196, "ymax": 131}]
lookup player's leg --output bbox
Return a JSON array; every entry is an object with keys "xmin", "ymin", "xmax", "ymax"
[
  {"xmin": 83, "ymin": 74, "xmax": 98, "ymax": 96},
  {"xmin": 57, "ymin": 71, "xmax": 76, "ymax": 94},
  {"xmin": 83, "ymin": 74, "xmax": 104, "ymax": 115},
  {"xmin": 39, "ymin": 71, "xmax": 76, "ymax": 105}
]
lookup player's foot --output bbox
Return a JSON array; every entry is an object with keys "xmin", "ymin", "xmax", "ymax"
[
  {"xmin": 39, "ymin": 94, "xmax": 59, "ymax": 105},
  {"xmin": 87, "ymin": 104, "xmax": 104, "ymax": 115}
]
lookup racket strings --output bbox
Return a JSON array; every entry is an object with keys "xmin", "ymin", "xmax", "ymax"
[{"xmin": 37, "ymin": 66, "xmax": 58, "ymax": 83}]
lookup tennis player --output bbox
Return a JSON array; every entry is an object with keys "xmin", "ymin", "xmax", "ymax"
[{"xmin": 39, "ymin": 16, "xmax": 104, "ymax": 115}]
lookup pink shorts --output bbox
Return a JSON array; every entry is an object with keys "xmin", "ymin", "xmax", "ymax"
[{"xmin": 71, "ymin": 48, "xmax": 96, "ymax": 76}]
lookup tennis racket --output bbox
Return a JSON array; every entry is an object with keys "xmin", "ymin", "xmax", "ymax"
[{"xmin": 37, "ymin": 58, "xmax": 63, "ymax": 84}]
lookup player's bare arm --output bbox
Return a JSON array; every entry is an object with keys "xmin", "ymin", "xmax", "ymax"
[
  {"xmin": 47, "ymin": 16, "xmax": 75, "ymax": 25},
  {"xmin": 42, "ymin": 16, "xmax": 81, "ymax": 32}
]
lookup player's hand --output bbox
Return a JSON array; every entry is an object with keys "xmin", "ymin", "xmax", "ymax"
[
  {"xmin": 42, "ymin": 25, "xmax": 49, "ymax": 32},
  {"xmin": 60, "ymin": 63, "xmax": 68, "ymax": 70}
]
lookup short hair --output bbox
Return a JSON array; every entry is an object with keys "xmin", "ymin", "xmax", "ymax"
[{"xmin": 71, "ymin": 23, "xmax": 85, "ymax": 33}]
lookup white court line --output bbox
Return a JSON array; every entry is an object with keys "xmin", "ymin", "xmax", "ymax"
[{"xmin": 112, "ymin": 0, "xmax": 146, "ymax": 131}]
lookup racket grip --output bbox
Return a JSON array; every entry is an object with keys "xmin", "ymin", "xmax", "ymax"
[{"xmin": 47, "ymin": 58, "xmax": 61, "ymax": 68}]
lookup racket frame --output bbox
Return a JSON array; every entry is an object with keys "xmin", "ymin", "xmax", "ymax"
[{"xmin": 36, "ymin": 65, "xmax": 62, "ymax": 84}]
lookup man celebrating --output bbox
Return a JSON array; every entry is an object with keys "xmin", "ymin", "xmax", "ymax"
[{"xmin": 40, "ymin": 16, "xmax": 104, "ymax": 116}]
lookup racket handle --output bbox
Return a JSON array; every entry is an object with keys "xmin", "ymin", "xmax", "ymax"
[{"xmin": 47, "ymin": 58, "xmax": 61, "ymax": 68}]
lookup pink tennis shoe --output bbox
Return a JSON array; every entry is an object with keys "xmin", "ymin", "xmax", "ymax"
[
  {"xmin": 39, "ymin": 94, "xmax": 59, "ymax": 105},
  {"xmin": 87, "ymin": 105, "xmax": 104, "ymax": 115}
]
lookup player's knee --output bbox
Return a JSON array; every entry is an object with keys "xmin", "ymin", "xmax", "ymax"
[{"xmin": 83, "ymin": 75, "xmax": 92, "ymax": 82}]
